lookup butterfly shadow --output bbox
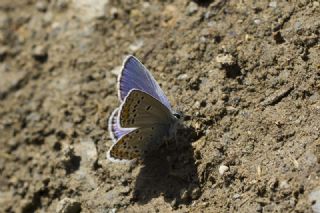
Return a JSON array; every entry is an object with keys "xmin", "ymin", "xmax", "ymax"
[{"xmin": 132, "ymin": 125, "xmax": 200, "ymax": 206}]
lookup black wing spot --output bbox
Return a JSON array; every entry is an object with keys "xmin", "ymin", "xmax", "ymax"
[
  {"xmin": 131, "ymin": 119, "xmax": 135, "ymax": 124},
  {"xmin": 137, "ymin": 100, "xmax": 140, "ymax": 104},
  {"xmin": 151, "ymin": 127, "xmax": 154, "ymax": 130},
  {"xmin": 139, "ymin": 136, "xmax": 143, "ymax": 140},
  {"xmin": 132, "ymin": 109, "xmax": 136, "ymax": 112},
  {"xmin": 141, "ymin": 96, "xmax": 145, "ymax": 100},
  {"xmin": 135, "ymin": 130, "xmax": 140, "ymax": 134},
  {"xmin": 134, "ymin": 104, "xmax": 138, "ymax": 108},
  {"xmin": 146, "ymin": 105, "xmax": 151, "ymax": 111}
]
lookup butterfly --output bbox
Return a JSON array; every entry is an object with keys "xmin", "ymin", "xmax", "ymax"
[{"xmin": 107, "ymin": 56, "xmax": 182, "ymax": 162}]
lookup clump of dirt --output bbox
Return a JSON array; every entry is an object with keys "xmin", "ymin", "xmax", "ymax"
[{"xmin": 0, "ymin": 0, "xmax": 319, "ymax": 212}]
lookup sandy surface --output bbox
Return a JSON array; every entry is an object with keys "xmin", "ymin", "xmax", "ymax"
[{"xmin": 0, "ymin": 0, "xmax": 319, "ymax": 212}]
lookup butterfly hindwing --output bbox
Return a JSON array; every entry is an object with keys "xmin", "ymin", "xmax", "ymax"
[
  {"xmin": 108, "ymin": 107, "xmax": 133, "ymax": 142},
  {"xmin": 119, "ymin": 89, "xmax": 173, "ymax": 128},
  {"xmin": 107, "ymin": 125, "xmax": 168, "ymax": 162}
]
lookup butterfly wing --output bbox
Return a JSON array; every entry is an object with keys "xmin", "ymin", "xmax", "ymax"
[
  {"xmin": 108, "ymin": 56, "xmax": 179, "ymax": 162},
  {"xmin": 118, "ymin": 56, "xmax": 172, "ymax": 110},
  {"xmin": 119, "ymin": 89, "xmax": 175, "ymax": 128},
  {"xmin": 107, "ymin": 125, "xmax": 168, "ymax": 162},
  {"xmin": 108, "ymin": 108, "xmax": 134, "ymax": 143}
]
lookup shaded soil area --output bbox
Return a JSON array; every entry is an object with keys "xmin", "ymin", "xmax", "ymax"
[{"xmin": 0, "ymin": 0, "xmax": 319, "ymax": 212}]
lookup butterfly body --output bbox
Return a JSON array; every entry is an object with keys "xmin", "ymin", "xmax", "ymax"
[{"xmin": 107, "ymin": 56, "xmax": 181, "ymax": 162}]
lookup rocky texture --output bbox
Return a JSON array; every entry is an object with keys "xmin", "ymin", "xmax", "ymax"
[{"xmin": 0, "ymin": 0, "xmax": 319, "ymax": 212}]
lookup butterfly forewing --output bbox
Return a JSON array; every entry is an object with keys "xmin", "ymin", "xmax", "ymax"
[
  {"xmin": 118, "ymin": 56, "xmax": 172, "ymax": 110},
  {"xmin": 107, "ymin": 125, "xmax": 168, "ymax": 161},
  {"xmin": 119, "ymin": 89, "xmax": 173, "ymax": 128}
]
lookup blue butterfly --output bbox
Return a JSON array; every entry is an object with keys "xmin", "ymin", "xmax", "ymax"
[{"xmin": 107, "ymin": 56, "xmax": 182, "ymax": 162}]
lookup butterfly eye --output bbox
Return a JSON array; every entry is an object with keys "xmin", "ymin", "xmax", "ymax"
[{"xmin": 173, "ymin": 113, "xmax": 181, "ymax": 119}]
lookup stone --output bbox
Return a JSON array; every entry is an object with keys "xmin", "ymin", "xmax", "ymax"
[
  {"xmin": 269, "ymin": 1, "xmax": 277, "ymax": 8},
  {"xmin": 186, "ymin": 2, "xmax": 198, "ymax": 16},
  {"xmin": 309, "ymin": 188, "xmax": 320, "ymax": 213},
  {"xmin": 76, "ymin": 138, "xmax": 98, "ymax": 168},
  {"xmin": 110, "ymin": 66, "xmax": 122, "ymax": 76},
  {"xmin": 233, "ymin": 194, "xmax": 241, "ymax": 200},
  {"xmin": 32, "ymin": 45, "xmax": 48, "ymax": 62},
  {"xmin": 129, "ymin": 39, "xmax": 144, "ymax": 52},
  {"xmin": 215, "ymin": 54, "xmax": 235, "ymax": 66},
  {"xmin": 279, "ymin": 180, "xmax": 290, "ymax": 189},
  {"xmin": 219, "ymin": 165, "xmax": 229, "ymax": 175},
  {"xmin": 71, "ymin": 0, "xmax": 109, "ymax": 21},
  {"xmin": 177, "ymin": 73, "xmax": 188, "ymax": 80},
  {"xmin": 56, "ymin": 198, "xmax": 81, "ymax": 213},
  {"xmin": 191, "ymin": 187, "xmax": 201, "ymax": 200},
  {"xmin": 36, "ymin": 1, "xmax": 48, "ymax": 12}
]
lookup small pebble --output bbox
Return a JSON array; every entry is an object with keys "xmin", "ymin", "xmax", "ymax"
[
  {"xmin": 170, "ymin": 198, "xmax": 178, "ymax": 209},
  {"xmin": 309, "ymin": 188, "xmax": 320, "ymax": 213},
  {"xmin": 193, "ymin": 101, "xmax": 200, "ymax": 109},
  {"xmin": 191, "ymin": 187, "xmax": 201, "ymax": 200},
  {"xmin": 110, "ymin": 7, "xmax": 120, "ymax": 18},
  {"xmin": 269, "ymin": 1, "xmax": 277, "ymax": 8},
  {"xmin": 76, "ymin": 138, "xmax": 98, "ymax": 168},
  {"xmin": 219, "ymin": 165, "xmax": 229, "ymax": 175},
  {"xmin": 177, "ymin": 73, "xmax": 188, "ymax": 80},
  {"xmin": 129, "ymin": 39, "xmax": 144, "ymax": 52},
  {"xmin": 268, "ymin": 177, "xmax": 279, "ymax": 190},
  {"xmin": 56, "ymin": 198, "xmax": 81, "ymax": 213},
  {"xmin": 36, "ymin": 1, "xmax": 48, "ymax": 12},
  {"xmin": 110, "ymin": 66, "xmax": 122, "ymax": 76},
  {"xmin": 279, "ymin": 180, "xmax": 289, "ymax": 189},
  {"xmin": 256, "ymin": 203, "xmax": 263, "ymax": 212},
  {"xmin": 32, "ymin": 45, "xmax": 48, "ymax": 62},
  {"xmin": 233, "ymin": 193, "xmax": 241, "ymax": 199},
  {"xmin": 254, "ymin": 19, "xmax": 261, "ymax": 25},
  {"xmin": 216, "ymin": 54, "xmax": 235, "ymax": 66},
  {"xmin": 186, "ymin": 2, "xmax": 198, "ymax": 16}
]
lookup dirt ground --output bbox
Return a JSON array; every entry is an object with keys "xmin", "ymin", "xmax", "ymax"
[{"xmin": 0, "ymin": 0, "xmax": 320, "ymax": 212}]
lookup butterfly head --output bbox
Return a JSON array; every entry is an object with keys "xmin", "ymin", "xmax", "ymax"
[
  {"xmin": 172, "ymin": 110, "xmax": 184, "ymax": 132},
  {"xmin": 173, "ymin": 110, "xmax": 183, "ymax": 121},
  {"xmin": 173, "ymin": 112, "xmax": 182, "ymax": 120}
]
